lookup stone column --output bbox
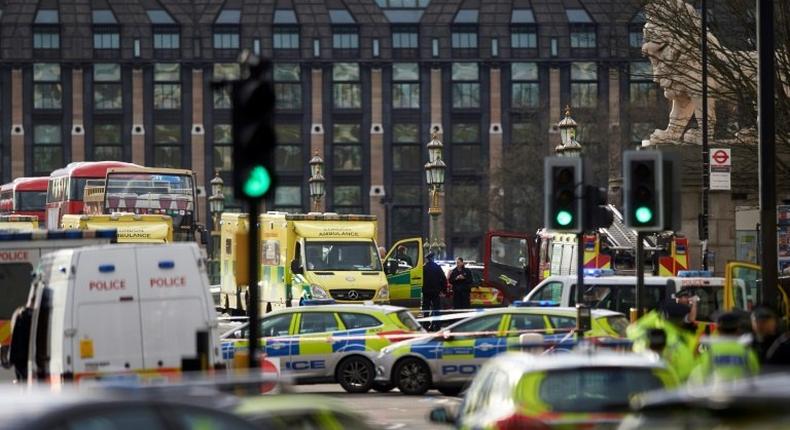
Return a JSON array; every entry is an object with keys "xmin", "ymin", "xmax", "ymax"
[
  {"xmin": 310, "ymin": 67, "xmax": 325, "ymax": 212},
  {"xmin": 488, "ymin": 67, "xmax": 503, "ymax": 231},
  {"xmin": 131, "ymin": 68, "xmax": 145, "ymax": 165},
  {"xmin": 607, "ymin": 67, "xmax": 622, "ymax": 206},
  {"xmin": 71, "ymin": 68, "xmax": 85, "ymax": 162},
  {"xmin": 191, "ymin": 68, "xmax": 207, "ymax": 223},
  {"xmin": 11, "ymin": 68, "xmax": 24, "ymax": 178},
  {"xmin": 429, "ymin": 67, "xmax": 446, "ymax": 250},
  {"xmin": 369, "ymin": 68, "xmax": 386, "ymax": 243},
  {"xmin": 548, "ymin": 67, "xmax": 562, "ymax": 151}
]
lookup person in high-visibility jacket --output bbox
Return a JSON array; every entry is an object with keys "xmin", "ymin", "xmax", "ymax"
[
  {"xmin": 690, "ymin": 311, "xmax": 760, "ymax": 385},
  {"xmin": 628, "ymin": 303, "xmax": 697, "ymax": 382}
]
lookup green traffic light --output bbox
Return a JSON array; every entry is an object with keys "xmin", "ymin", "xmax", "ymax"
[
  {"xmin": 243, "ymin": 165, "xmax": 272, "ymax": 198},
  {"xmin": 556, "ymin": 210, "xmax": 573, "ymax": 227},
  {"xmin": 635, "ymin": 206, "xmax": 653, "ymax": 224}
]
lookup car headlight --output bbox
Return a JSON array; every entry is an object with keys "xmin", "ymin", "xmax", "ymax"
[
  {"xmin": 310, "ymin": 284, "xmax": 329, "ymax": 299},
  {"xmin": 374, "ymin": 284, "xmax": 389, "ymax": 300}
]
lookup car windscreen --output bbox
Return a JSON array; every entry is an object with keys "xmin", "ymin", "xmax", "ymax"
[
  {"xmin": 537, "ymin": 367, "xmax": 664, "ymax": 412},
  {"xmin": 304, "ymin": 241, "xmax": 382, "ymax": 271},
  {"xmin": 0, "ymin": 263, "xmax": 34, "ymax": 318},
  {"xmin": 571, "ymin": 283, "xmax": 665, "ymax": 314}
]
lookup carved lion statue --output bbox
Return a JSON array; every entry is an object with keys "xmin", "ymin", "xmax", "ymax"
[{"xmin": 640, "ymin": 0, "xmax": 757, "ymax": 145}]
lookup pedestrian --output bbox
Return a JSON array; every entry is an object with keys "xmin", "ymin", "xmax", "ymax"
[
  {"xmin": 8, "ymin": 305, "xmax": 32, "ymax": 382},
  {"xmin": 448, "ymin": 257, "xmax": 473, "ymax": 310},
  {"xmin": 751, "ymin": 305, "xmax": 780, "ymax": 363},
  {"xmin": 421, "ymin": 252, "xmax": 446, "ymax": 330},
  {"xmin": 753, "ymin": 304, "xmax": 790, "ymax": 366},
  {"xmin": 690, "ymin": 311, "xmax": 760, "ymax": 385}
]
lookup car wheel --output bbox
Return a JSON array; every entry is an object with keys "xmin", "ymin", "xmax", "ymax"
[
  {"xmin": 372, "ymin": 381, "xmax": 395, "ymax": 393},
  {"xmin": 437, "ymin": 385, "xmax": 463, "ymax": 397},
  {"xmin": 336, "ymin": 356, "xmax": 375, "ymax": 393},
  {"xmin": 395, "ymin": 358, "xmax": 431, "ymax": 395}
]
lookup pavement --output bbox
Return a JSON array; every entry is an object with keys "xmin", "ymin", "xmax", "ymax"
[{"xmin": 292, "ymin": 384, "xmax": 461, "ymax": 430}]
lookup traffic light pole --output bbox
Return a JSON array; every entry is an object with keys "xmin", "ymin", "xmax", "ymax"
[
  {"xmin": 576, "ymin": 231, "xmax": 585, "ymax": 340},
  {"xmin": 757, "ymin": 0, "xmax": 778, "ymax": 308},
  {"xmin": 247, "ymin": 201, "xmax": 260, "ymax": 369},
  {"xmin": 635, "ymin": 233, "xmax": 645, "ymax": 318}
]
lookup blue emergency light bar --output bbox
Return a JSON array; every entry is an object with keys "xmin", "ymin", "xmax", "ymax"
[
  {"xmin": 302, "ymin": 299, "xmax": 337, "ymax": 306},
  {"xmin": 511, "ymin": 300, "xmax": 560, "ymax": 307},
  {"xmin": 583, "ymin": 268, "xmax": 616, "ymax": 277},
  {"xmin": 0, "ymin": 228, "xmax": 118, "ymax": 242},
  {"xmin": 677, "ymin": 270, "xmax": 713, "ymax": 278}
]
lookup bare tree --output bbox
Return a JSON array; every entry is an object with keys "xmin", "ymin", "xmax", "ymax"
[{"xmin": 641, "ymin": 0, "xmax": 789, "ymax": 149}]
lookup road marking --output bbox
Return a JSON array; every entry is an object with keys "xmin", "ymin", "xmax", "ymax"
[{"xmin": 386, "ymin": 424, "xmax": 406, "ymax": 429}]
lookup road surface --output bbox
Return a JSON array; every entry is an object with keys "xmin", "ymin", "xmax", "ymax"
[{"xmin": 293, "ymin": 384, "xmax": 461, "ymax": 429}]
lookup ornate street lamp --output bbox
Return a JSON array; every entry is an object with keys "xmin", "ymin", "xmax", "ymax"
[
  {"xmin": 424, "ymin": 133, "xmax": 446, "ymax": 257},
  {"xmin": 208, "ymin": 170, "xmax": 225, "ymax": 284},
  {"xmin": 309, "ymin": 152, "xmax": 326, "ymax": 212},
  {"xmin": 556, "ymin": 105, "xmax": 582, "ymax": 157},
  {"xmin": 554, "ymin": 106, "xmax": 582, "ymax": 157}
]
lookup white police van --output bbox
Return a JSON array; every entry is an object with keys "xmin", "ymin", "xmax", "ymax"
[
  {"xmin": 525, "ymin": 269, "xmax": 730, "ymax": 321},
  {"xmin": 27, "ymin": 243, "xmax": 222, "ymax": 384}
]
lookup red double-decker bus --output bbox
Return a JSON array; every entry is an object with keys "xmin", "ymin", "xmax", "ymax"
[
  {"xmin": 0, "ymin": 177, "xmax": 49, "ymax": 222},
  {"xmin": 45, "ymin": 161, "xmax": 140, "ymax": 228}
]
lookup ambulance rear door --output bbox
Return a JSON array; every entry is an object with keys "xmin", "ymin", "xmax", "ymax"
[
  {"xmin": 137, "ymin": 244, "xmax": 214, "ymax": 369},
  {"xmin": 71, "ymin": 247, "xmax": 144, "ymax": 376}
]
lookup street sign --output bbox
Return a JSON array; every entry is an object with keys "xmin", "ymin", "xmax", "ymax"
[{"xmin": 710, "ymin": 148, "xmax": 731, "ymax": 191}]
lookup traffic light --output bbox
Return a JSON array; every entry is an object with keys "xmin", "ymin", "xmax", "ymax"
[
  {"xmin": 232, "ymin": 61, "xmax": 276, "ymax": 200},
  {"xmin": 623, "ymin": 151, "xmax": 664, "ymax": 232},
  {"xmin": 544, "ymin": 157, "xmax": 583, "ymax": 232}
]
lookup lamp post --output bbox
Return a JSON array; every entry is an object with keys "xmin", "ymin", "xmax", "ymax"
[
  {"xmin": 208, "ymin": 170, "xmax": 225, "ymax": 285},
  {"xmin": 309, "ymin": 152, "xmax": 326, "ymax": 212},
  {"xmin": 425, "ymin": 132, "xmax": 447, "ymax": 257},
  {"xmin": 556, "ymin": 106, "xmax": 582, "ymax": 157}
]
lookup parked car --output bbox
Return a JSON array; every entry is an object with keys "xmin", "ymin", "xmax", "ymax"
[{"xmin": 430, "ymin": 350, "xmax": 678, "ymax": 430}]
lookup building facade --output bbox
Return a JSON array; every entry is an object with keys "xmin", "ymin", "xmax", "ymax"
[{"xmin": 0, "ymin": 0, "xmax": 666, "ymax": 260}]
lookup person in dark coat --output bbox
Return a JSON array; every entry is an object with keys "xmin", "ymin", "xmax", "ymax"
[
  {"xmin": 751, "ymin": 306, "xmax": 780, "ymax": 363},
  {"xmin": 421, "ymin": 253, "xmax": 446, "ymax": 330},
  {"xmin": 449, "ymin": 257, "xmax": 473, "ymax": 310},
  {"xmin": 8, "ymin": 306, "xmax": 32, "ymax": 382}
]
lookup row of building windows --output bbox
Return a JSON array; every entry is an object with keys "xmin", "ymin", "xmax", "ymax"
[{"xmin": 30, "ymin": 26, "xmax": 645, "ymax": 56}]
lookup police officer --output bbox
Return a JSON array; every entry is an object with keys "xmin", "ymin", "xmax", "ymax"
[
  {"xmin": 422, "ymin": 252, "xmax": 446, "ymax": 330},
  {"xmin": 690, "ymin": 311, "xmax": 760, "ymax": 384},
  {"xmin": 629, "ymin": 303, "xmax": 697, "ymax": 382}
]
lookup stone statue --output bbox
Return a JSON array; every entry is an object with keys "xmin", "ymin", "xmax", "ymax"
[{"xmin": 641, "ymin": 0, "xmax": 717, "ymax": 144}]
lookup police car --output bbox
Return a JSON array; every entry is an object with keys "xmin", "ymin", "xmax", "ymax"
[
  {"xmin": 221, "ymin": 304, "xmax": 424, "ymax": 393},
  {"xmin": 429, "ymin": 350, "xmax": 678, "ymax": 430},
  {"xmin": 374, "ymin": 306, "xmax": 628, "ymax": 396}
]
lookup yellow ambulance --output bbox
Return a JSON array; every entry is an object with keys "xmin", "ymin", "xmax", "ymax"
[
  {"xmin": 220, "ymin": 212, "xmax": 389, "ymax": 315},
  {"xmin": 60, "ymin": 213, "xmax": 173, "ymax": 243}
]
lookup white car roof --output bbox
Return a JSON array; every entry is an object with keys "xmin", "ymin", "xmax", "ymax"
[{"xmin": 487, "ymin": 350, "xmax": 666, "ymax": 375}]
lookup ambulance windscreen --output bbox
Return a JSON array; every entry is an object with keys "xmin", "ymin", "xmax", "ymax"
[{"xmin": 304, "ymin": 241, "xmax": 382, "ymax": 272}]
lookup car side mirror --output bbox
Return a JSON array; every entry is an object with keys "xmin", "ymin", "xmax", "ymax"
[
  {"xmin": 233, "ymin": 330, "xmax": 243, "ymax": 339},
  {"xmin": 386, "ymin": 259, "xmax": 399, "ymax": 275},
  {"xmin": 442, "ymin": 331, "xmax": 455, "ymax": 341},
  {"xmin": 429, "ymin": 406, "xmax": 457, "ymax": 425}
]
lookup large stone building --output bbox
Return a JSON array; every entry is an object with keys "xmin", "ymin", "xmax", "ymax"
[{"xmin": 0, "ymin": 0, "xmax": 665, "ymax": 259}]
